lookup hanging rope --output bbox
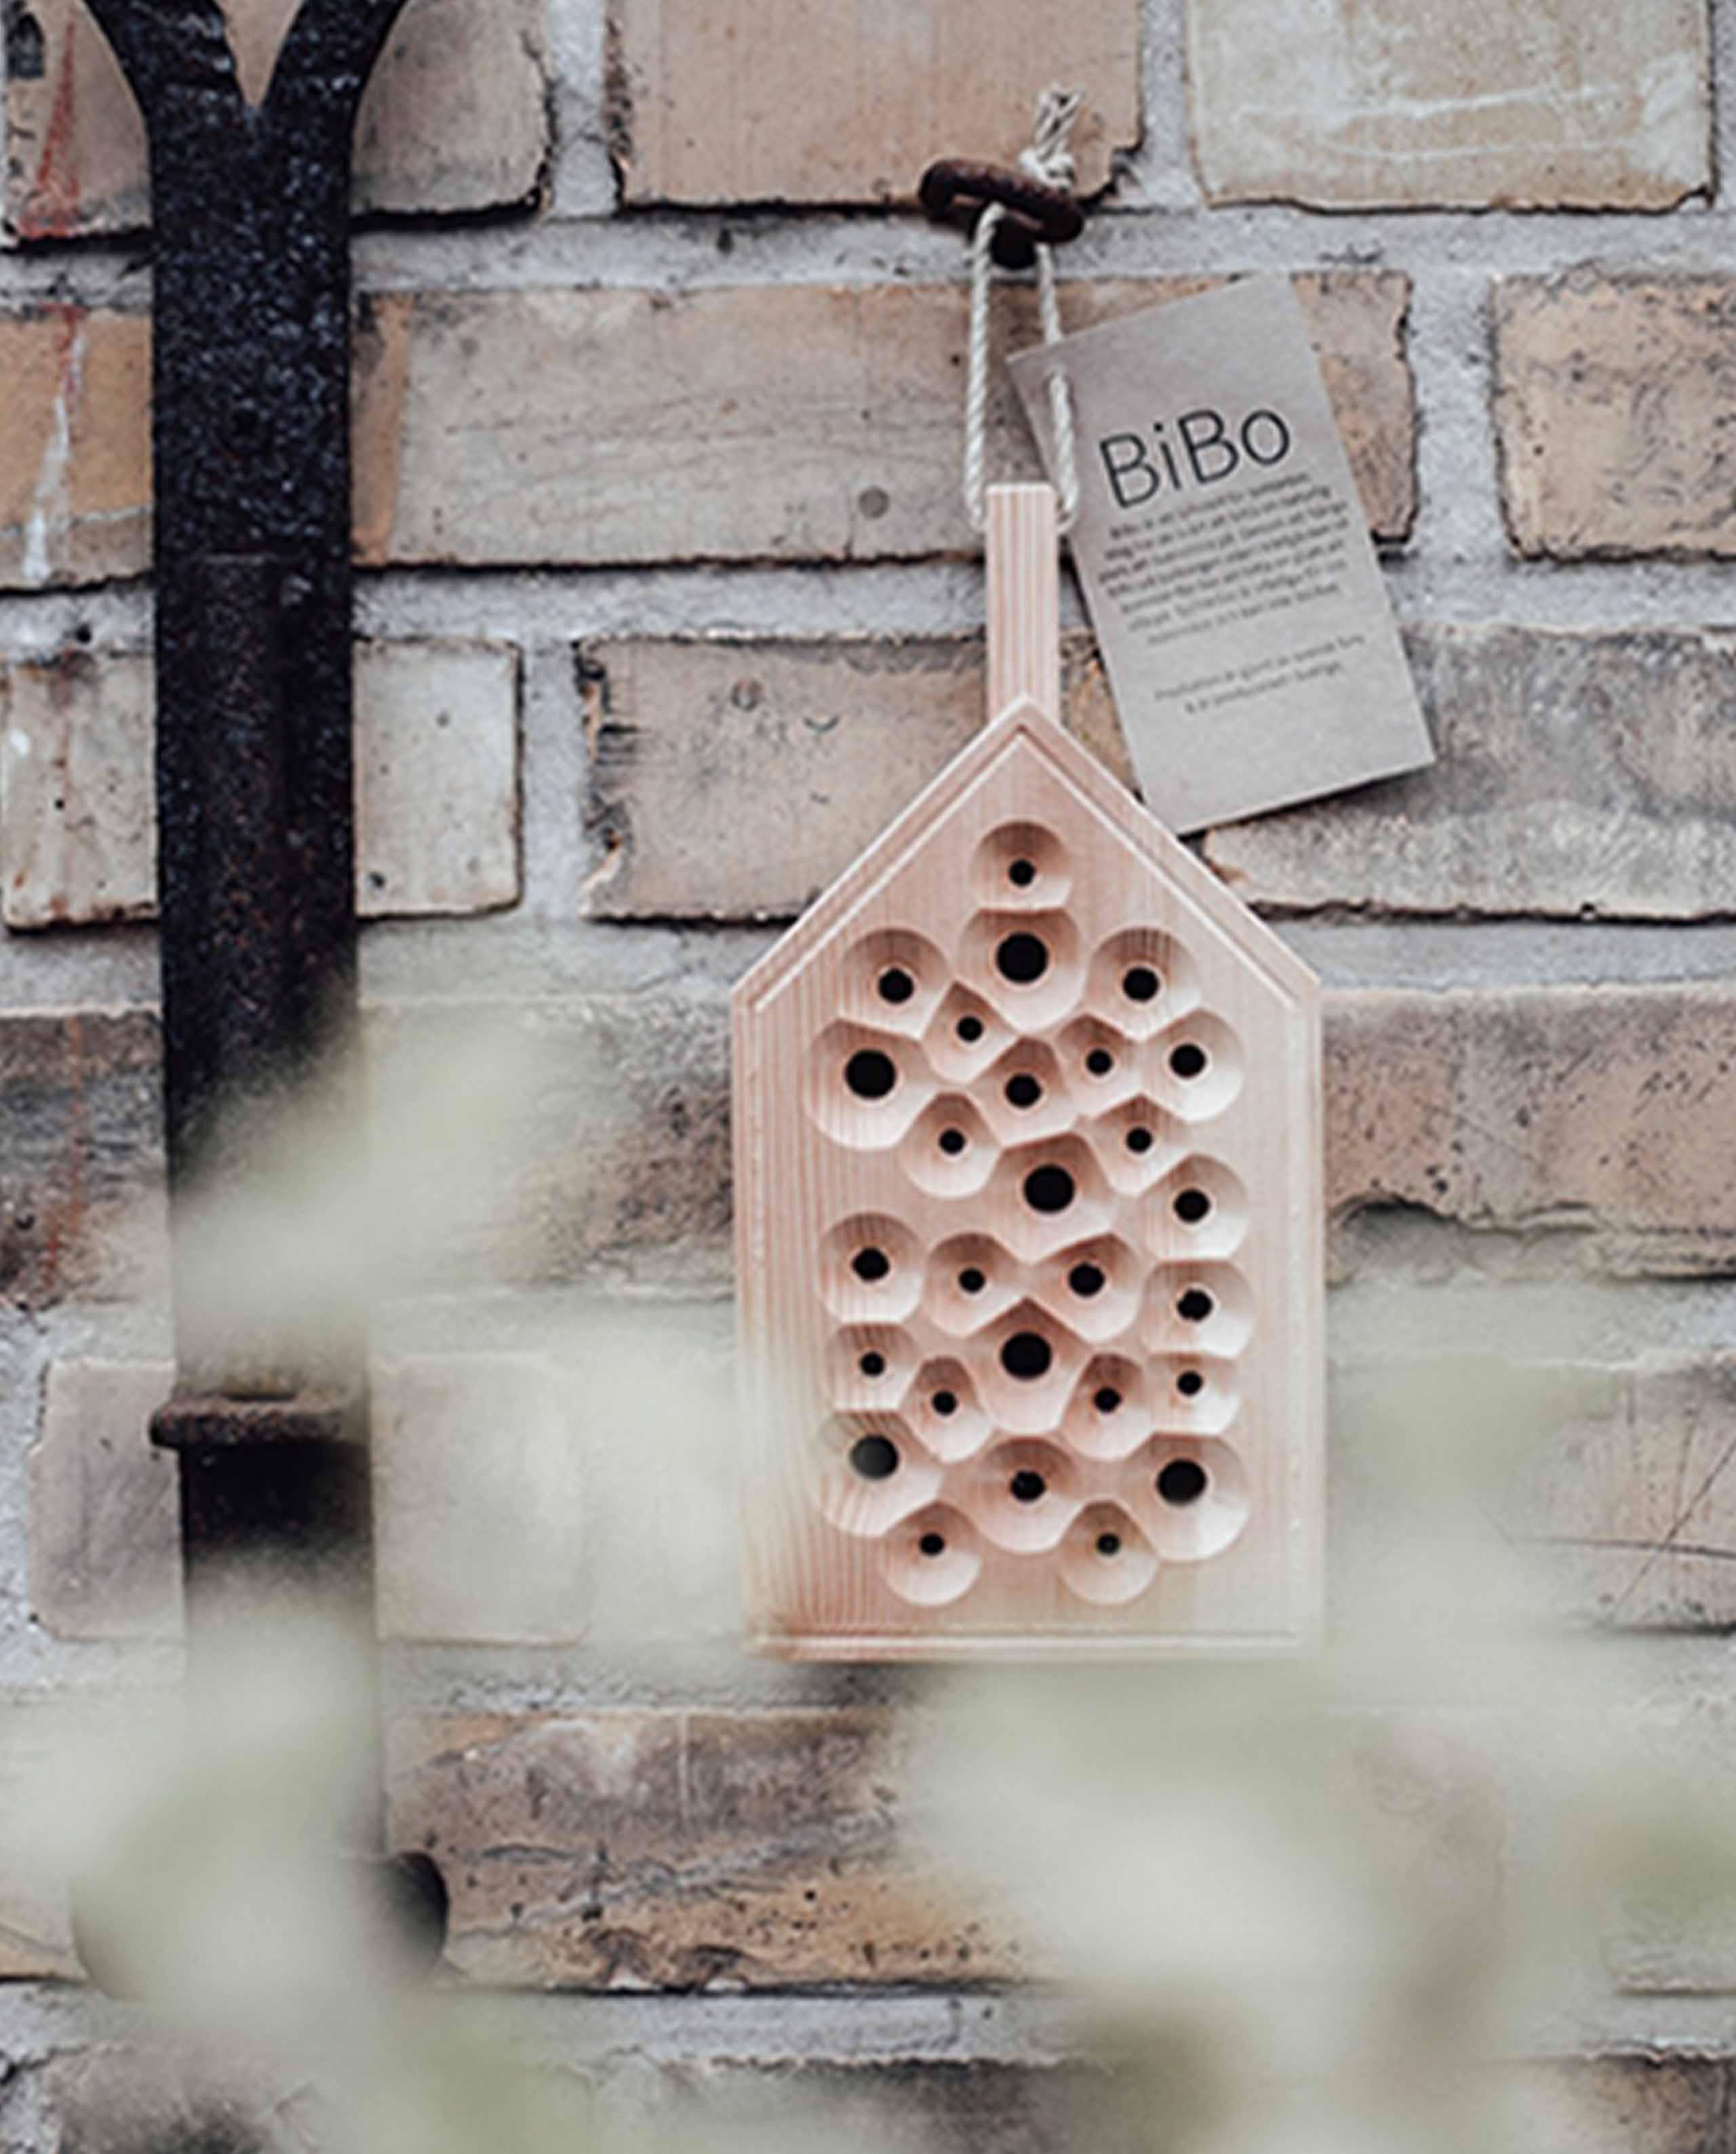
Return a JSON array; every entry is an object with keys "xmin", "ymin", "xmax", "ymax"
[{"xmin": 964, "ymin": 86, "xmax": 1082, "ymax": 537}]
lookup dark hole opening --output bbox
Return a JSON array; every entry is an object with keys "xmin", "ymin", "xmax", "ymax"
[
  {"xmin": 1001, "ymin": 1331, "xmax": 1052, "ymax": 1380},
  {"xmin": 1122, "ymin": 964, "xmax": 1160, "ymax": 1002},
  {"xmin": 1096, "ymin": 1531, "xmax": 1122, "ymax": 1557},
  {"xmin": 1177, "ymin": 1287, "xmax": 1215, "ymax": 1323},
  {"xmin": 939, "ymin": 1127, "xmax": 967, "ymax": 1155},
  {"xmin": 1023, "ymin": 1164, "xmax": 1076, "ymax": 1213},
  {"xmin": 1176, "ymin": 1369, "xmax": 1204, "ymax": 1398},
  {"xmin": 850, "ymin": 1434, "xmax": 899, "ymax": 1481},
  {"xmin": 1008, "ymin": 857, "xmax": 1037, "ymax": 888},
  {"xmin": 1125, "ymin": 1127, "xmax": 1153, "ymax": 1156},
  {"xmin": 1005, "ymin": 1073, "xmax": 1042, "ymax": 1109},
  {"xmin": 859, "ymin": 1350, "xmax": 886, "ymax": 1377},
  {"xmin": 932, "ymin": 1390, "xmax": 958, "ymax": 1417},
  {"xmin": 956, "ymin": 1013, "xmax": 985, "ymax": 1043},
  {"xmin": 958, "ymin": 1266, "xmax": 987, "ymax": 1295},
  {"xmin": 877, "ymin": 966, "xmax": 915, "ymax": 1004},
  {"xmin": 1068, "ymin": 1262, "xmax": 1106, "ymax": 1297},
  {"xmin": 1174, "ymin": 1188, "xmax": 1212, "ymax": 1223},
  {"xmin": 1010, "ymin": 1468, "xmax": 1046, "ymax": 1503},
  {"xmin": 1169, "ymin": 1042, "xmax": 1208, "ymax": 1079},
  {"xmin": 919, "ymin": 1531, "xmax": 947, "ymax": 1558},
  {"xmin": 1093, "ymin": 1386, "xmax": 1122, "ymax": 1414},
  {"xmin": 852, "ymin": 1246, "xmax": 890, "ymax": 1282},
  {"xmin": 1158, "ymin": 1458, "xmax": 1208, "ymax": 1506},
  {"xmin": 995, "ymin": 932, "xmax": 1050, "ymax": 985},
  {"xmin": 1086, "ymin": 1048, "xmax": 1113, "ymax": 1077},
  {"xmin": 845, "ymin": 1049, "xmax": 896, "ymax": 1100}
]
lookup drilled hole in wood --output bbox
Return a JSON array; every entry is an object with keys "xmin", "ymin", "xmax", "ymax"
[
  {"xmin": 1010, "ymin": 1469, "xmax": 1046, "ymax": 1503},
  {"xmin": 877, "ymin": 966, "xmax": 915, "ymax": 1004},
  {"xmin": 1122, "ymin": 964, "xmax": 1160, "ymax": 1002},
  {"xmin": 1176, "ymin": 1370, "xmax": 1204, "ymax": 1397},
  {"xmin": 859, "ymin": 1350, "xmax": 886, "ymax": 1377},
  {"xmin": 850, "ymin": 1434, "xmax": 899, "ymax": 1480},
  {"xmin": 1158, "ymin": 1458, "xmax": 1208, "ymax": 1506},
  {"xmin": 995, "ymin": 932, "xmax": 1050, "ymax": 984},
  {"xmin": 932, "ymin": 1390, "xmax": 959, "ymax": 1417},
  {"xmin": 845, "ymin": 1049, "xmax": 896, "ymax": 1099},
  {"xmin": 1096, "ymin": 1531, "xmax": 1122, "ymax": 1556},
  {"xmin": 1008, "ymin": 858, "xmax": 1037, "ymax": 887},
  {"xmin": 1174, "ymin": 1188, "xmax": 1212, "ymax": 1223},
  {"xmin": 958, "ymin": 1266, "xmax": 987, "ymax": 1295},
  {"xmin": 1086, "ymin": 1048, "xmax": 1113, "ymax": 1077},
  {"xmin": 1001, "ymin": 1331, "xmax": 1053, "ymax": 1380},
  {"xmin": 938, "ymin": 1127, "xmax": 967, "ymax": 1155},
  {"xmin": 1068, "ymin": 1262, "xmax": 1105, "ymax": 1297},
  {"xmin": 1169, "ymin": 1042, "xmax": 1208, "ymax": 1079},
  {"xmin": 919, "ymin": 1531, "xmax": 947, "ymax": 1557},
  {"xmin": 1177, "ymin": 1287, "xmax": 1215, "ymax": 1323},
  {"xmin": 1124, "ymin": 1127, "xmax": 1153, "ymax": 1156},
  {"xmin": 1005, "ymin": 1073, "xmax": 1042, "ymax": 1109},
  {"xmin": 956, "ymin": 1014, "xmax": 985, "ymax": 1043},
  {"xmin": 1023, "ymin": 1164, "xmax": 1075, "ymax": 1213},
  {"xmin": 1094, "ymin": 1386, "xmax": 1122, "ymax": 1413},
  {"xmin": 852, "ymin": 1247, "xmax": 890, "ymax": 1282}
]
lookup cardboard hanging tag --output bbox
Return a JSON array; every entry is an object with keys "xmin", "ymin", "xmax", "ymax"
[{"xmin": 1008, "ymin": 277, "xmax": 1434, "ymax": 834}]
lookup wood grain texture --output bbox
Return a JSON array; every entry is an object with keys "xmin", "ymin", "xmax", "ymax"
[
  {"xmin": 985, "ymin": 486, "xmax": 1059, "ymax": 725},
  {"xmin": 733, "ymin": 492, "xmax": 1324, "ymax": 1656}
]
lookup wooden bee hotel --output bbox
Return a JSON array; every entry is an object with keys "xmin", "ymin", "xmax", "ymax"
[{"xmin": 732, "ymin": 485, "xmax": 1323, "ymax": 1658}]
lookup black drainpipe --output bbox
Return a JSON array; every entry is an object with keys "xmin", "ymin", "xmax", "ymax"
[{"xmin": 76, "ymin": 0, "xmax": 445, "ymax": 1972}]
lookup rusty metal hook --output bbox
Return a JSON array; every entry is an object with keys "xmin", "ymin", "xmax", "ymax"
[{"xmin": 918, "ymin": 157, "xmax": 1084, "ymax": 269}]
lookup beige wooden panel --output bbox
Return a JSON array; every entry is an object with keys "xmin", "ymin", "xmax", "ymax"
[{"xmin": 609, "ymin": 0, "xmax": 1139, "ymax": 203}]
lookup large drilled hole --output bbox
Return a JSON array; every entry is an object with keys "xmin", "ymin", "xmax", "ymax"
[
  {"xmin": 938, "ymin": 1127, "xmax": 967, "ymax": 1156},
  {"xmin": 852, "ymin": 1246, "xmax": 890, "ymax": 1282},
  {"xmin": 1158, "ymin": 1458, "xmax": 1208, "ymax": 1506},
  {"xmin": 958, "ymin": 1266, "xmax": 987, "ymax": 1295},
  {"xmin": 1009, "ymin": 1469, "xmax": 1047, "ymax": 1504},
  {"xmin": 1001, "ymin": 1331, "xmax": 1053, "ymax": 1381},
  {"xmin": 1094, "ymin": 1386, "xmax": 1122, "ymax": 1414},
  {"xmin": 919, "ymin": 1531, "xmax": 947, "ymax": 1558},
  {"xmin": 956, "ymin": 1014, "xmax": 984, "ymax": 1043},
  {"xmin": 1086, "ymin": 1048, "xmax": 1114, "ymax": 1077},
  {"xmin": 1122, "ymin": 964, "xmax": 1160, "ymax": 1003},
  {"xmin": 845, "ymin": 1049, "xmax": 896, "ymax": 1100},
  {"xmin": 850, "ymin": 1434, "xmax": 899, "ymax": 1481},
  {"xmin": 1177, "ymin": 1287, "xmax": 1215, "ymax": 1323},
  {"xmin": 932, "ymin": 1390, "xmax": 958, "ymax": 1417},
  {"xmin": 859, "ymin": 1350, "xmax": 886, "ymax": 1377},
  {"xmin": 1005, "ymin": 1073, "xmax": 1042, "ymax": 1110},
  {"xmin": 1176, "ymin": 1369, "xmax": 1204, "ymax": 1398},
  {"xmin": 877, "ymin": 966, "xmax": 915, "ymax": 1005},
  {"xmin": 1174, "ymin": 1188, "xmax": 1212, "ymax": 1223},
  {"xmin": 995, "ymin": 932, "xmax": 1050, "ymax": 985},
  {"xmin": 1169, "ymin": 1042, "xmax": 1208, "ymax": 1079},
  {"xmin": 1023, "ymin": 1164, "xmax": 1076, "ymax": 1213},
  {"xmin": 1008, "ymin": 857, "xmax": 1037, "ymax": 888},
  {"xmin": 1068, "ymin": 1262, "xmax": 1105, "ymax": 1298},
  {"xmin": 1124, "ymin": 1127, "xmax": 1153, "ymax": 1156}
]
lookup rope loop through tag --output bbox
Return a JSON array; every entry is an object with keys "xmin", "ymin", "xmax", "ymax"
[{"xmin": 963, "ymin": 87, "xmax": 1082, "ymax": 539}]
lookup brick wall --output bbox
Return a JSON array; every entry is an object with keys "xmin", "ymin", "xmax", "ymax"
[{"xmin": 5, "ymin": 0, "xmax": 1736, "ymax": 2143}]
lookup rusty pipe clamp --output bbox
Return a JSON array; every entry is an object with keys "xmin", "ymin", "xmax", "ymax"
[{"xmin": 918, "ymin": 157, "xmax": 1084, "ymax": 269}]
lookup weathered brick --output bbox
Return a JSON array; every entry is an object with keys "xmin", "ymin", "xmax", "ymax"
[
  {"xmin": 0, "ymin": 1011, "xmax": 165, "ymax": 1309},
  {"xmin": 583, "ymin": 631, "xmax": 1133, "ymax": 921},
  {"xmin": 1326, "ymin": 987, "xmax": 1736, "ymax": 1274},
  {"xmin": 1189, "ymin": 0, "xmax": 1709, "ymax": 209},
  {"xmin": 29, "ymin": 1358, "xmax": 178, "ymax": 1643},
  {"xmin": 1203, "ymin": 626, "xmax": 1736, "ymax": 919},
  {"xmin": 390, "ymin": 1708, "xmax": 1022, "ymax": 1989},
  {"xmin": 2, "ymin": 640, "xmax": 521, "ymax": 928},
  {"xmin": 608, "ymin": 0, "xmax": 1137, "ymax": 204},
  {"xmin": 1513, "ymin": 2060, "xmax": 1736, "ymax": 2154},
  {"xmin": 1495, "ymin": 277, "xmax": 1736, "ymax": 558},
  {"xmin": 0, "ymin": 276, "xmax": 1411, "ymax": 589},
  {"xmin": 4, "ymin": 0, "xmax": 548, "ymax": 242},
  {"xmin": 0, "ymin": 1700, "xmax": 80, "ymax": 1978}
]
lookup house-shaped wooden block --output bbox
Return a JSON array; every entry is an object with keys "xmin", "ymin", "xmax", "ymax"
[{"xmin": 732, "ymin": 490, "xmax": 1323, "ymax": 1658}]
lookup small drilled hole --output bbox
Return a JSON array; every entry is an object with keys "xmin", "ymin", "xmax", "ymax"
[
  {"xmin": 859, "ymin": 1350, "xmax": 886, "ymax": 1377},
  {"xmin": 1176, "ymin": 1369, "xmax": 1204, "ymax": 1398},
  {"xmin": 1010, "ymin": 1469, "xmax": 1046, "ymax": 1503},
  {"xmin": 1174, "ymin": 1188, "xmax": 1212, "ymax": 1223},
  {"xmin": 1023, "ymin": 1164, "xmax": 1076, "ymax": 1213},
  {"xmin": 938, "ymin": 1127, "xmax": 967, "ymax": 1156},
  {"xmin": 1177, "ymin": 1287, "xmax": 1215, "ymax": 1323},
  {"xmin": 1094, "ymin": 1386, "xmax": 1122, "ymax": 1414},
  {"xmin": 850, "ymin": 1434, "xmax": 899, "ymax": 1481},
  {"xmin": 932, "ymin": 1390, "xmax": 958, "ymax": 1417},
  {"xmin": 1086, "ymin": 1048, "xmax": 1113, "ymax": 1077},
  {"xmin": 1068, "ymin": 1262, "xmax": 1105, "ymax": 1298},
  {"xmin": 877, "ymin": 967, "xmax": 914, "ymax": 1004},
  {"xmin": 1005, "ymin": 1073, "xmax": 1042, "ymax": 1109},
  {"xmin": 919, "ymin": 1531, "xmax": 947, "ymax": 1557},
  {"xmin": 1096, "ymin": 1531, "xmax": 1122, "ymax": 1557},
  {"xmin": 995, "ymin": 932, "xmax": 1050, "ymax": 984},
  {"xmin": 1008, "ymin": 857, "xmax": 1036, "ymax": 888},
  {"xmin": 956, "ymin": 1014, "xmax": 985, "ymax": 1043},
  {"xmin": 1122, "ymin": 964, "xmax": 1160, "ymax": 1003},
  {"xmin": 1158, "ymin": 1458, "xmax": 1208, "ymax": 1506},
  {"xmin": 846, "ymin": 1049, "xmax": 896, "ymax": 1099},
  {"xmin": 852, "ymin": 1246, "xmax": 890, "ymax": 1282},
  {"xmin": 1125, "ymin": 1127, "xmax": 1153, "ymax": 1156},
  {"xmin": 1169, "ymin": 1042, "xmax": 1208, "ymax": 1079},
  {"xmin": 1001, "ymin": 1331, "xmax": 1052, "ymax": 1380},
  {"xmin": 958, "ymin": 1266, "xmax": 987, "ymax": 1295}
]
